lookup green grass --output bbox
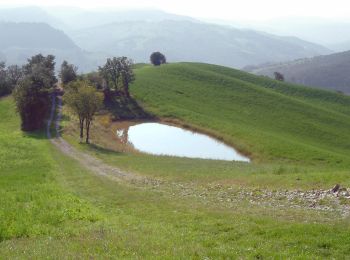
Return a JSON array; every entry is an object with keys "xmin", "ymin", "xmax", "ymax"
[
  {"xmin": 131, "ymin": 63, "xmax": 350, "ymax": 166},
  {"xmin": 60, "ymin": 62, "xmax": 350, "ymax": 189},
  {"xmin": 2, "ymin": 62, "xmax": 350, "ymax": 258},
  {"xmin": 0, "ymin": 98, "xmax": 101, "ymax": 241}
]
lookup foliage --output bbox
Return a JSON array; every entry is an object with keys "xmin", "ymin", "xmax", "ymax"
[
  {"xmin": 150, "ymin": 52, "xmax": 166, "ymax": 66},
  {"xmin": 83, "ymin": 71, "xmax": 105, "ymax": 90},
  {"xmin": 0, "ymin": 62, "xmax": 23, "ymax": 97},
  {"xmin": 23, "ymin": 54, "xmax": 57, "ymax": 87},
  {"xmin": 274, "ymin": 71, "xmax": 285, "ymax": 81},
  {"xmin": 59, "ymin": 60, "xmax": 78, "ymax": 85},
  {"xmin": 64, "ymin": 81, "xmax": 103, "ymax": 143},
  {"xmin": 119, "ymin": 57, "xmax": 135, "ymax": 97},
  {"xmin": 13, "ymin": 54, "xmax": 57, "ymax": 131},
  {"xmin": 98, "ymin": 57, "xmax": 135, "ymax": 96},
  {"xmin": 0, "ymin": 62, "xmax": 9, "ymax": 96}
]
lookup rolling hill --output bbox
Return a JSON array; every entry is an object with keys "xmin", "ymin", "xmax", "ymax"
[
  {"xmin": 131, "ymin": 63, "xmax": 350, "ymax": 164},
  {"xmin": 70, "ymin": 20, "xmax": 331, "ymax": 68},
  {"xmin": 1, "ymin": 62, "xmax": 350, "ymax": 258},
  {"xmin": 246, "ymin": 51, "xmax": 350, "ymax": 94}
]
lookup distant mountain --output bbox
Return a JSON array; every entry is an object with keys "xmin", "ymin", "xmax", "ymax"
[
  {"xmin": 0, "ymin": 22, "xmax": 96, "ymax": 71},
  {"xmin": 46, "ymin": 8, "xmax": 197, "ymax": 30},
  {"xmin": 215, "ymin": 17, "xmax": 350, "ymax": 50},
  {"xmin": 70, "ymin": 20, "xmax": 331, "ymax": 68},
  {"xmin": 246, "ymin": 51, "xmax": 350, "ymax": 94},
  {"xmin": 0, "ymin": 6, "xmax": 65, "ymax": 29}
]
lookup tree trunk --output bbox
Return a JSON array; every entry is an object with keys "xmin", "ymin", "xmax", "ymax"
[
  {"xmin": 124, "ymin": 81, "xmax": 130, "ymax": 97},
  {"xmin": 85, "ymin": 119, "xmax": 91, "ymax": 144},
  {"xmin": 79, "ymin": 117, "xmax": 84, "ymax": 143}
]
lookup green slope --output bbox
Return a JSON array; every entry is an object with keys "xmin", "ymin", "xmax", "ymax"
[
  {"xmin": 2, "ymin": 96, "xmax": 350, "ymax": 258},
  {"xmin": 131, "ymin": 63, "xmax": 350, "ymax": 166}
]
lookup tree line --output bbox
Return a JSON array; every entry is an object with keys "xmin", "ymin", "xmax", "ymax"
[{"xmin": 3, "ymin": 51, "xmax": 167, "ymax": 142}]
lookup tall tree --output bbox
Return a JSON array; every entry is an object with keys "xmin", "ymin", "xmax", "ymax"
[
  {"xmin": 98, "ymin": 57, "xmax": 122, "ymax": 91},
  {"xmin": 13, "ymin": 54, "xmax": 57, "ymax": 131},
  {"xmin": 24, "ymin": 54, "xmax": 57, "ymax": 87},
  {"xmin": 64, "ymin": 81, "xmax": 103, "ymax": 143},
  {"xmin": 59, "ymin": 60, "xmax": 78, "ymax": 85},
  {"xmin": 99, "ymin": 57, "xmax": 135, "ymax": 97}
]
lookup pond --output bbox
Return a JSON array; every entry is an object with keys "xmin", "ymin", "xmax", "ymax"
[{"xmin": 115, "ymin": 122, "xmax": 250, "ymax": 162}]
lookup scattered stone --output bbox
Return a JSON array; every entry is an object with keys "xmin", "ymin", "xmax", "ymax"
[{"xmin": 332, "ymin": 184, "xmax": 341, "ymax": 193}]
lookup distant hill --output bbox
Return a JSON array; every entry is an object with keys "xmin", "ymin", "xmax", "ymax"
[
  {"xmin": 246, "ymin": 51, "xmax": 350, "ymax": 94},
  {"xmin": 0, "ymin": 22, "xmax": 78, "ymax": 50},
  {"xmin": 216, "ymin": 17, "xmax": 350, "ymax": 50},
  {"xmin": 70, "ymin": 20, "xmax": 331, "ymax": 68},
  {"xmin": 47, "ymin": 8, "xmax": 197, "ymax": 30},
  {"xmin": 0, "ymin": 6, "xmax": 65, "ymax": 29},
  {"xmin": 0, "ymin": 22, "xmax": 98, "ymax": 72}
]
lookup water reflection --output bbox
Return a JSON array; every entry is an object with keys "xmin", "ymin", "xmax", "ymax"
[{"xmin": 115, "ymin": 122, "xmax": 250, "ymax": 162}]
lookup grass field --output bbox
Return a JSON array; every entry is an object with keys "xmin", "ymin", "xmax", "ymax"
[
  {"xmin": 1, "ymin": 62, "xmax": 350, "ymax": 258},
  {"xmin": 131, "ymin": 63, "xmax": 350, "ymax": 165},
  {"xmin": 62, "ymin": 63, "xmax": 350, "ymax": 189}
]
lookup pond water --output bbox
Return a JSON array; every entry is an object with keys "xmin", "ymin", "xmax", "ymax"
[{"xmin": 115, "ymin": 122, "xmax": 250, "ymax": 162}]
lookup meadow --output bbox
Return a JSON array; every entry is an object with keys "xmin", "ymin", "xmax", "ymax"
[{"xmin": 1, "ymin": 62, "xmax": 350, "ymax": 258}]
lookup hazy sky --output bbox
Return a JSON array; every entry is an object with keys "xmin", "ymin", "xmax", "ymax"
[{"xmin": 1, "ymin": 0, "xmax": 350, "ymax": 21}]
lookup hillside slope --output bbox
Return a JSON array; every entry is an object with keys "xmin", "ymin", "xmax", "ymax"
[
  {"xmin": 131, "ymin": 63, "xmax": 350, "ymax": 165},
  {"xmin": 71, "ymin": 20, "xmax": 331, "ymax": 68},
  {"xmin": 246, "ymin": 51, "xmax": 350, "ymax": 94}
]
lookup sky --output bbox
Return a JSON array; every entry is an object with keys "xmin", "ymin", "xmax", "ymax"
[{"xmin": 0, "ymin": 0, "xmax": 350, "ymax": 21}]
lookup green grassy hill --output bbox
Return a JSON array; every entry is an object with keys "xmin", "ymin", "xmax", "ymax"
[
  {"xmin": 2, "ymin": 61, "xmax": 350, "ymax": 258},
  {"xmin": 131, "ymin": 63, "xmax": 350, "ymax": 166}
]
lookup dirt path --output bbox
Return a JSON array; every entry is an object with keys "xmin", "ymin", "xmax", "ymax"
[
  {"xmin": 48, "ymin": 93, "xmax": 149, "ymax": 183},
  {"xmin": 47, "ymin": 93, "xmax": 350, "ymax": 217}
]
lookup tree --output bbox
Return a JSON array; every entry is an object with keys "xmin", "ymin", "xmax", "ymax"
[
  {"xmin": 85, "ymin": 71, "xmax": 105, "ymax": 90},
  {"xmin": 274, "ymin": 72, "xmax": 285, "ymax": 81},
  {"xmin": 13, "ymin": 77, "xmax": 51, "ymax": 131},
  {"xmin": 64, "ymin": 81, "xmax": 103, "ymax": 143},
  {"xmin": 13, "ymin": 54, "xmax": 57, "ymax": 131},
  {"xmin": 0, "ymin": 63, "xmax": 24, "ymax": 97},
  {"xmin": 0, "ymin": 62, "xmax": 9, "ymax": 96},
  {"xmin": 98, "ymin": 57, "xmax": 122, "ymax": 91},
  {"xmin": 6, "ymin": 65, "xmax": 23, "ymax": 86},
  {"xmin": 98, "ymin": 57, "xmax": 135, "ymax": 97},
  {"xmin": 119, "ymin": 57, "xmax": 135, "ymax": 97},
  {"xmin": 24, "ymin": 54, "xmax": 57, "ymax": 87},
  {"xmin": 150, "ymin": 52, "xmax": 166, "ymax": 66},
  {"xmin": 59, "ymin": 60, "xmax": 78, "ymax": 85}
]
